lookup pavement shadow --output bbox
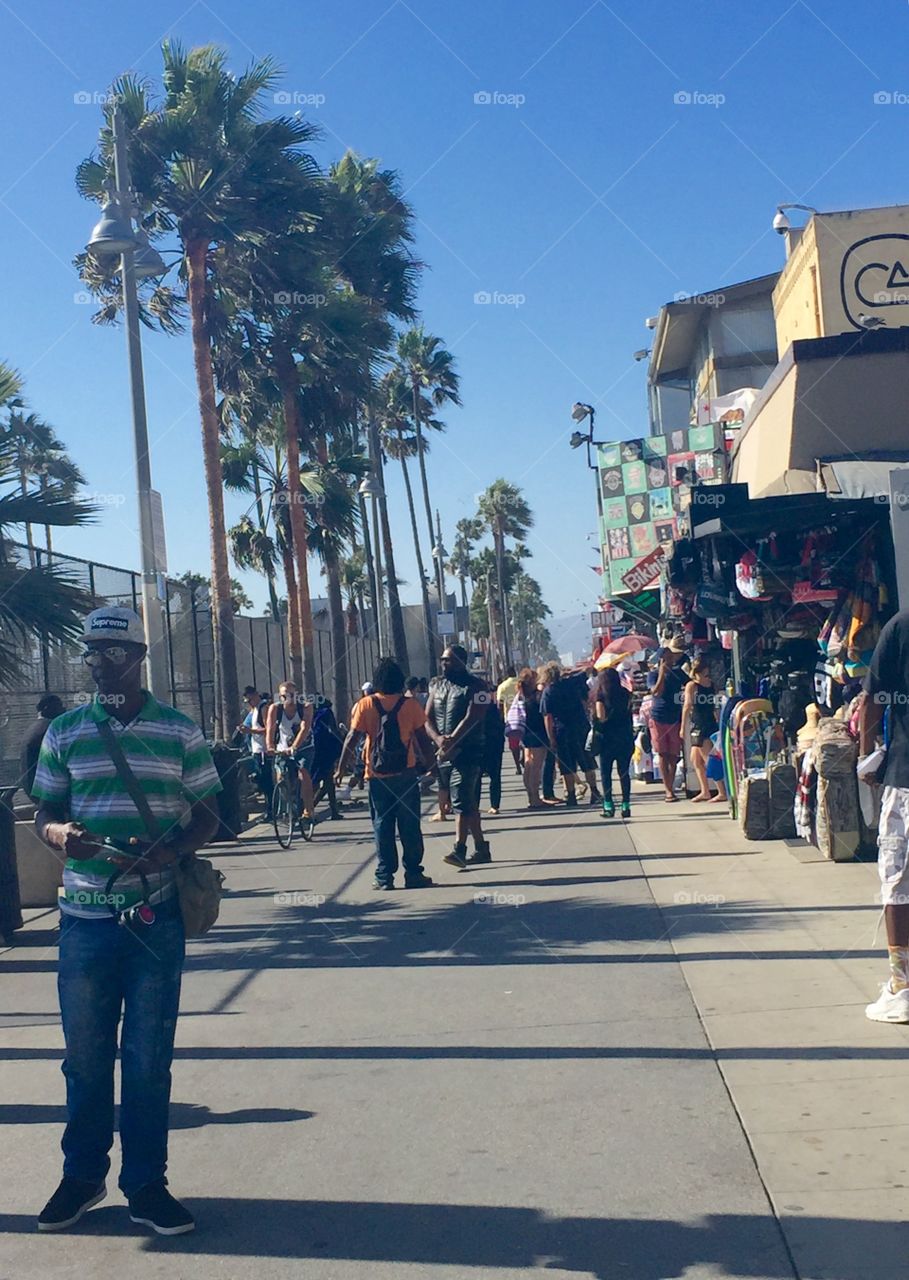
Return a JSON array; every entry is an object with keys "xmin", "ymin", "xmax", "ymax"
[
  {"xmin": 2, "ymin": 1200, "xmax": 894, "ymax": 1280},
  {"xmin": 0, "ymin": 1102, "xmax": 313, "ymax": 1128},
  {"xmin": 0, "ymin": 887, "xmax": 879, "ymax": 976}
]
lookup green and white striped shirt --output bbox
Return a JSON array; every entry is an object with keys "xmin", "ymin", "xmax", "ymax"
[{"xmin": 32, "ymin": 693, "xmax": 222, "ymax": 918}]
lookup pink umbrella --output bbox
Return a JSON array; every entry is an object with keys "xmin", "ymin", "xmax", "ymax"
[{"xmin": 603, "ymin": 633, "xmax": 656, "ymax": 655}]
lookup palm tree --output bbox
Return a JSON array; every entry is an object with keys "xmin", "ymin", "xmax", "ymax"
[
  {"xmin": 176, "ymin": 570, "xmax": 253, "ymax": 614},
  {"xmin": 76, "ymin": 42, "xmax": 320, "ymax": 734},
  {"xmin": 0, "ymin": 362, "xmax": 97, "ymax": 684},
  {"xmin": 326, "ymin": 153, "xmax": 419, "ymax": 672},
  {"xmin": 448, "ymin": 516, "xmax": 483, "ymax": 613},
  {"xmin": 476, "ymin": 480, "xmax": 534, "ymax": 669},
  {"xmin": 395, "ymin": 326, "xmax": 461, "ymax": 602},
  {"xmin": 510, "ymin": 570, "xmax": 551, "ymax": 666},
  {"xmin": 0, "ymin": 413, "xmax": 86, "ymax": 562},
  {"xmin": 220, "ymin": 430, "xmax": 323, "ymax": 688},
  {"xmin": 377, "ymin": 368, "xmax": 442, "ymax": 672},
  {"xmin": 305, "ymin": 449, "xmax": 367, "ymax": 718}
]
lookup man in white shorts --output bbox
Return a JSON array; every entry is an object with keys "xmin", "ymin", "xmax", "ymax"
[{"xmin": 861, "ymin": 608, "xmax": 909, "ymax": 1022}]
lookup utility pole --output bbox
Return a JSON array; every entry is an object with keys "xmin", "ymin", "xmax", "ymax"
[{"xmin": 110, "ymin": 107, "xmax": 169, "ymax": 700}]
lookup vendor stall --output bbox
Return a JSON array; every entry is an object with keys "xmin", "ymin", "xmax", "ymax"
[{"xmin": 664, "ymin": 484, "xmax": 897, "ymax": 853}]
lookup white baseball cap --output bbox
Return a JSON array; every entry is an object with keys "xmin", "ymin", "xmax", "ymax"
[
  {"xmin": 361, "ymin": 681, "xmax": 374, "ymax": 694},
  {"xmin": 82, "ymin": 606, "xmax": 146, "ymax": 646}
]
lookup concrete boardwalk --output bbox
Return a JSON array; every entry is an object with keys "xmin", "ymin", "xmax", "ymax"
[{"xmin": 0, "ymin": 774, "xmax": 904, "ymax": 1279}]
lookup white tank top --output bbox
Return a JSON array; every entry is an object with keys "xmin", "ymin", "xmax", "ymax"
[{"xmin": 277, "ymin": 701, "xmax": 301, "ymax": 751}]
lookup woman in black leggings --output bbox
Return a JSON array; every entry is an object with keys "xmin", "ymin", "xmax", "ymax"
[{"xmin": 592, "ymin": 666, "xmax": 635, "ymax": 819}]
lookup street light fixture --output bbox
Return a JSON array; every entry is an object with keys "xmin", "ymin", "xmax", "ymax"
[
  {"xmin": 85, "ymin": 107, "xmax": 168, "ymax": 700},
  {"xmin": 132, "ymin": 228, "xmax": 167, "ymax": 279},
  {"xmin": 87, "ymin": 185, "xmax": 137, "ymax": 256},
  {"xmin": 358, "ymin": 474, "xmax": 382, "ymax": 498},
  {"xmin": 566, "ymin": 401, "xmax": 604, "ymax": 472}
]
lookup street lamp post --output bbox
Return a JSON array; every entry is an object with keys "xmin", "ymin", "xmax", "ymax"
[
  {"xmin": 358, "ymin": 473, "xmax": 386, "ymax": 653},
  {"xmin": 86, "ymin": 105, "xmax": 169, "ymax": 699}
]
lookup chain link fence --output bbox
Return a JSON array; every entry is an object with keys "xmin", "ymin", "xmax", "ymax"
[{"xmin": 1, "ymin": 543, "xmax": 382, "ymax": 788}]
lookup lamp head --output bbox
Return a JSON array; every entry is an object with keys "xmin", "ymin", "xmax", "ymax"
[
  {"xmin": 569, "ymin": 430, "xmax": 586, "ymax": 450},
  {"xmin": 132, "ymin": 228, "xmax": 166, "ymax": 279},
  {"xmin": 571, "ymin": 402, "xmax": 591, "ymax": 423},
  {"xmin": 86, "ymin": 191, "xmax": 136, "ymax": 257},
  {"xmin": 358, "ymin": 474, "xmax": 381, "ymax": 497}
]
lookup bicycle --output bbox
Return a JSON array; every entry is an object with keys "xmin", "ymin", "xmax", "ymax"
[{"xmin": 271, "ymin": 753, "xmax": 315, "ymax": 848}]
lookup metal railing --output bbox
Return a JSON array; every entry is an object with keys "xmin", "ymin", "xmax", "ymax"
[{"xmin": 1, "ymin": 543, "xmax": 381, "ymax": 787}]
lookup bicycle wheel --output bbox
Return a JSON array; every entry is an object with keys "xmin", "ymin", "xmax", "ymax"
[
  {"xmin": 272, "ymin": 778, "xmax": 295, "ymax": 849},
  {"xmin": 299, "ymin": 812, "xmax": 315, "ymax": 842}
]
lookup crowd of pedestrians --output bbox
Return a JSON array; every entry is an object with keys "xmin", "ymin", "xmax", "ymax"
[{"xmin": 19, "ymin": 594, "xmax": 909, "ymax": 1244}]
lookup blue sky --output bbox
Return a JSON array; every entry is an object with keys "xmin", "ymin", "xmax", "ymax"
[{"xmin": 0, "ymin": 0, "xmax": 905, "ymax": 632}]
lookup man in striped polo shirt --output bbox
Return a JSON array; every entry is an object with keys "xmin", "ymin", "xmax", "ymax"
[{"xmin": 32, "ymin": 607, "xmax": 221, "ymax": 1236}]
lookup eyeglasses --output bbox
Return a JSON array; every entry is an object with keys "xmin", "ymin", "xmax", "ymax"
[{"xmin": 81, "ymin": 646, "xmax": 129, "ymax": 667}]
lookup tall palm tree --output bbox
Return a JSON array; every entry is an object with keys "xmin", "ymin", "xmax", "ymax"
[
  {"xmin": 304, "ymin": 449, "xmax": 367, "ymax": 718},
  {"xmin": 220, "ymin": 430, "xmax": 326, "ymax": 688},
  {"xmin": 76, "ymin": 42, "xmax": 320, "ymax": 734},
  {"xmin": 0, "ymin": 379, "xmax": 98, "ymax": 687},
  {"xmin": 395, "ymin": 326, "xmax": 461, "ymax": 602},
  {"xmin": 376, "ymin": 368, "xmax": 443, "ymax": 672},
  {"xmin": 1, "ymin": 413, "xmax": 85, "ymax": 562},
  {"xmin": 448, "ymin": 516, "xmax": 483, "ymax": 613},
  {"xmin": 326, "ymin": 153, "xmax": 420, "ymax": 671},
  {"xmin": 476, "ymin": 480, "xmax": 534, "ymax": 669}
]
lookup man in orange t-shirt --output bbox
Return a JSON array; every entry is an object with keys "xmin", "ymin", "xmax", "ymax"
[{"xmin": 336, "ymin": 658, "xmax": 434, "ymax": 890}]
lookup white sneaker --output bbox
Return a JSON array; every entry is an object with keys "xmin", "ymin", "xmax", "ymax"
[{"xmin": 865, "ymin": 983, "xmax": 909, "ymax": 1023}]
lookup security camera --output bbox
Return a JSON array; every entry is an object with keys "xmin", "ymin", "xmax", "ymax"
[
  {"xmin": 772, "ymin": 209, "xmax": 791, "ymax": 235},
  {"xmin": 644, "ymin": 316, "xmax": 658, "ymax": 330},
  {"xmin": 632, "ymin": 349, "xmax": 651, "ymax": 362}
]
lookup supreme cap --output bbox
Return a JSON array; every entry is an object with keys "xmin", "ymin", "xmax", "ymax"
[{"xmin": 82, "ymin": 606, "xmax": 146, "ymax": 646}]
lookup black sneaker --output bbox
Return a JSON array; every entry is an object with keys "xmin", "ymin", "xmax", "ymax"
[
  {"xmin": 38, "ymin": 1177, "xmax": 106, "ymax": 1232},
  {"xmin": 466, "ymin": 843, "xmax": 492, "ymax": 866},
  {"xmin": 404, "ymin": 874, "xmax": 434, "ymax": 888},
  {"xmin": 443, "ymin": 846, "xmax": 468, "ymax": 870},
  {"xmin": 565, "ymin": 793, "xmax": 578, "ymax": 809},
  {"xmin": 128, "ymin": 1181, "xmax": 195, "ymax": 1236},
  {"xmin": 373, "ymin": 878, "xmax": 395, "ymax": 891}
]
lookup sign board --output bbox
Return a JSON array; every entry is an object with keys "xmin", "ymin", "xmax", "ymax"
[
  {"xmin": 436, "ymin": 611, "xmax": 456, "ymax": 636},
  {"xmin": 591, "ymin": 607, "xmax": 624, "ymax": 628},
  {"xmin": 149, "ymin": 489, "xmax": 167, "ymax": 574},
  {"xmin": 597, "ymin": 423, "xmax": 726, "ymax": 595},
  {"xmin": 609, "ymin": 623, "xmax": 630, "ymax": 638},
  {"xmin": 621, "ymin": 545, "xmax": 666, "ymax": 594}
]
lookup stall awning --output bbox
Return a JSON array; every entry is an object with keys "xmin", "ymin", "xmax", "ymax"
[
  {"xmin": 821, "ymin": 457, "xmax": 909, "ymax": 500},
  {"xmin": 691, "ymin": 486, "xmax": 882, "ymax": 541}
]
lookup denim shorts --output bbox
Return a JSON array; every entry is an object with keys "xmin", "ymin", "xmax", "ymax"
[{"xmin": 450, "ymin": 761, "xmax": 482, "ymax": 815}]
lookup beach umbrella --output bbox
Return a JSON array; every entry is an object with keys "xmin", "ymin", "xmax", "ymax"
[{"xmin": 603, "ymin": 633, "xmax": 655, "ymax": 655}]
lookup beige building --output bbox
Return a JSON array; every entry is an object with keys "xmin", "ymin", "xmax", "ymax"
[
  {"xmin": 733, "ymin": 203, "xmax": 909, "ymax": 498},
  {"xmin": 774, "ymin": 204, "xmax": 909, "ymax": 351},
  {"xmin": 646, "ymin": 274, "xmax": 779, "ymax": 435}
]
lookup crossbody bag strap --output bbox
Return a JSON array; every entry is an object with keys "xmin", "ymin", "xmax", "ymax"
[{"xmin": 95, "ymin": 718, "xmax": 162, "ymax": 842}]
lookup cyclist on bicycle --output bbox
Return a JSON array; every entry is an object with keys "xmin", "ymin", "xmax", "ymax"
[{"xmin": 265, "ymin": 680, "xmax": 315, "ymax": 822}]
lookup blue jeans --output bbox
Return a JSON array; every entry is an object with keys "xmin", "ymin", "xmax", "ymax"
[
  {"xmin": 57, "ymin": 897, "xmax": 185, "ymax": 1196},
  {"xmin": 542, "ymin": 747, "xmax": 556, "ymax": 798},
  {"xmin": 368, "ymin": 771, "xmax": 425, "ymax": 885}
]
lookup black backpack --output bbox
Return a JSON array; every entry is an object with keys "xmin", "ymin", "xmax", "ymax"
[{"xmin": 370, "ymin": 696, "xmax": 409, "ymax": 773}]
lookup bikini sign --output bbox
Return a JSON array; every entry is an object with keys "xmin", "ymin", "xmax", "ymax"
[{"xmin": 621, "ymin": 545, "xmax": 665, "ymax": 593}]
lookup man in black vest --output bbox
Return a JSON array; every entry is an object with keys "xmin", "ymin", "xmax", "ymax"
[{"xmin": 426, "ymin": 645, "xmax": 491, "ymax": 870}]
